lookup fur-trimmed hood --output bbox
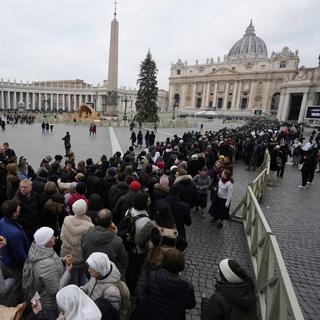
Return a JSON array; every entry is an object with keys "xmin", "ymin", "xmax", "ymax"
[{"xmin": 174, "ymin": 174, "xmax": 192, "ymax": 184}]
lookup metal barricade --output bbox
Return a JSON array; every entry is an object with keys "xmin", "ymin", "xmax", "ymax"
[{"xmin": 230, "ymin": 150, "xmax": 304, "ymax": 319}]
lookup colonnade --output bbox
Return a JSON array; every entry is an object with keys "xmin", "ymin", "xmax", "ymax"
[{"xmin": 0, "ymin": 90, "xmax": 99, "ymax": 112}]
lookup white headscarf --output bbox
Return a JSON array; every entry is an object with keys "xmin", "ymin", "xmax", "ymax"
[
  {"xmin": 56, "ymin": 285, "xmax": 101, "ymax": 320},
  {"xmin": 86, "ymin": 252, "xmax": 111, "ymax": 277},
  {"xmin": 152, "ymin": 151, "xmax": 160, "ymax": 163}
]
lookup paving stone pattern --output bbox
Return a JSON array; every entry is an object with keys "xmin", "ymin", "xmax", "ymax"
[
  {"xmin": 260, "ymin": 164, "xmax": 320, "ymax": 320},
  {"xmin": 184, "ymin": 164, "xmax": 257, "ymax": 320}
]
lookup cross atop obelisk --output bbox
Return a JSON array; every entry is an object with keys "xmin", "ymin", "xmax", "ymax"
[
  {"xmin": 106, "ymin": 1, "xmax": 119, "ymax": 116},
  {"xmin": 114, "ymin": 1, "xmax": 117, "ymax": 17}
]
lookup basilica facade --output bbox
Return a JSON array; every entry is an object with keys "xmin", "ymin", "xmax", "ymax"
[{"xmin": 169, "ymin": 21, "xmax": 320, "ymax": 121}]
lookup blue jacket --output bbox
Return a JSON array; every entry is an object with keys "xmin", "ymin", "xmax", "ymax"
[{"xmin": 0, "ymin": 217, "xmax": 30, "ymax": 268}]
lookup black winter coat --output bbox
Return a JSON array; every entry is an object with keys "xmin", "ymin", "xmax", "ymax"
[
  {"xmin": 165, "ymin": 194, "xmax": 191, "ymax": 240},
  {"xmin": 173, "ymin": 175, "xmax": 196, "ymax": 208},
  {"xmin": 131, "ymin": 269, "xmax": 196, "ymax": 320},
  {"xmin": 202, "ymin": 281, "xmax": 257, "ymax": 320},
  {"xmin": 108, "ymin": 181, "xmax": 129, "ymax": 210}
]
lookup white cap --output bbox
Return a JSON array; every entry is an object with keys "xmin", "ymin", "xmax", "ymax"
[
  {"xmin": 72, "ymin": 199, "xmax": 87, "ymax": 216},
  {"xmin": 219, "ymin": 259, "xmax": 244, "ymax": 283},
  {"xmin": 34, "ymin": 227, "xmax": 54, "ymax": 247}
]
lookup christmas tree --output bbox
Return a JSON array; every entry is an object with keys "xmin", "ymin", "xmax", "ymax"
[{"xmin": 135, "ymin": 50, "xmax": 159, "ymax": 124}]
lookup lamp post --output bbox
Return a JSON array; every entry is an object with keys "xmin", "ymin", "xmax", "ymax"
[{"xmin": 121, "ymin": 96, "xmax": 131, "ymax": 121}]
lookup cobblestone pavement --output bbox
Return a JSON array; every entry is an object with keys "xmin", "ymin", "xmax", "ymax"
[
  {"xmin": 183, "ymin": 164, "xmax": 257, "ymax": 320},
  {"xmin": 260, "ymin": 164, "xmax": 320, "ymax": 320}
]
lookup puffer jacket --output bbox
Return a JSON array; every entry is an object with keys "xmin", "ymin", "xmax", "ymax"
[
  {"xmin": 28, "ymin": 242, "xmax": 71, "ymax": 311},
  {"xmin": 131, "ymin": 269, "xmax": 196, "ymax": 320},
  {"xmin": 60, "ymin": 215, "xmax": 93, "ymax": 264},
  {"xmin": 81, "ymin": 262, "xmax": 121, "ymax": 310}
]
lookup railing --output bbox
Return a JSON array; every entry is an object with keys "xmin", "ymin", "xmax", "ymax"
[{"xmin": 231, "ymin": 150, "xmax": 304, "ymax": 320}]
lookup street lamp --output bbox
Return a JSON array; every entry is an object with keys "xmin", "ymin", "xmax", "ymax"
[{"xmin": 121, "ymin": 96, "xmax": 131, "ymax": 121}]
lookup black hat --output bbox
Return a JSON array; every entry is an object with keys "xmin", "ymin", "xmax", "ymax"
[
  {"xmin": 55, "ymin": 155, "xmax": 63, "ymax": 161},
  {"xmin": 51, "ymin": 194, "xmax": 65, "ymax": 204}
]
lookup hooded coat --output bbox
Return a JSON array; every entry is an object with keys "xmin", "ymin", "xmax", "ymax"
[
  {"xmin": 202, "ymin": 280, "xmax": 257, "ymax": 320},
  {"xmin": 81, "ymin": 226, "xmax": 128, "ymax": 278},
  {"xmin": 27, "ymin": 242, "xmax": 71, "ymax": 311},
  {"xmin": 174, "ymin": 175, "xmax": 197, "ymax": 208}
]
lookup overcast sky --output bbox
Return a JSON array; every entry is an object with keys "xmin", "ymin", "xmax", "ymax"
[{"xmin": 0, "ymin": 0, "xmax": 319, "ymax": 90}]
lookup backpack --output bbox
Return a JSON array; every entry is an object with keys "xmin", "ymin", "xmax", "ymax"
[
  {"xmin": 275, "ymin": 155, "xmax": 282, "ymax": 168},
  {"xmin": 21, "ymin": 257, "xmax": 38, "ymax": 303},
  {"xmin": 118, "ymin": 209, "xmax": 147, "ymax": 252},
  {"xmin": 116, "ymin": 280, "xmax": 131, "ymax": 320}
]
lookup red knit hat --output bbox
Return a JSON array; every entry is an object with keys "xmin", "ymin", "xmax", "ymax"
[
  {"xmin": 157, "ymin": 161, "xmax": 165, "ymax": 169},
  {"xmin": 129, "ymin": 180, "xmax": 141, "ymax": 191}
]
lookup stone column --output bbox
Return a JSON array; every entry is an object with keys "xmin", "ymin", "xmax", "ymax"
[
  {"xmin": 62, "ymin": 94, "xmax": 65, "ymax": 110},
  {"xmin": 74, "ymin": 94, "xmax": 77, "ymax": 111},
  {"xmin": 262, "ymin": 81, "xmax": 271, "ymax": 113},
  {"xmin": 26, "ymin": 92, "xmax": 29, "ymax": 110},
  {"xmin": 97, "ymin": 94, "xmax": 102, "ymax": 112},
  {"xmin": 181, "ymin": 85, "xmax": 186, "ymax": 108},
  {"xmin": 213, "ymin": 82, "xmax": 218, "ymax": 108},
  {"xmin": 298, "ymin": 92, "xmax": 308, "ymax": 122},
  {"xmin": 50, "ymin": 93, "xmax": 53, "ymax": 110},
  {"xmin": 192, "ymin": 84, "xmax": 197, "ymax": 108},
  {"xmin": 38, "ymin": 93, "xmax": 41, "ymax": 109},
  {"xmin": 235, "ymin": 81, "xmax": 242, "ymax": 109},
  {"xmin": 280, "ymin": 93, "xmax": 291, "ymax": 121},
  {"xmin": 14, "ymin": 92, "xmax": 17, "ymax": 109},
  {"xmin": 231, "ymin": 82, "xmax": 238, "ymax": 109},
  {"xmin": 223, "ymin": 82, "xmax": 229, "ymax": 109},
  {"xmin": 248, "ymin": 81, "xmax": 255, "ymax": 109},
  {"xmin": 204, "ymin": 83, "xmax": 210, "ymax": 108},
  {"xmin": 201, "ymin": 83, "xmax": 206, "ymax": 108},
  {"xmin": 8, "ymin": 91, "xmax": 11, "ymax": 109},
  {"xmin": 1, "ymin": 90, "xmax": 4, "ymax": 109},
  {"xmin": 32, "ymin": 93, "xmax": 35, "ymax": 110}
]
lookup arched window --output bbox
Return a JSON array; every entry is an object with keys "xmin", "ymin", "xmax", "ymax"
[
  {"xmin": 174, "ymin": 93, "xmax": 180, "ymax": 108},
  {"xmin": 271, "ymin": 93, "xmax": 280, "ymax": 111}
]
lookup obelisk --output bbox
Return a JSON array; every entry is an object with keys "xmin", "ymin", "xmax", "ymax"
[{"xmin": 106, "ymin": 1, "xmax": 119, "ymax": 116}]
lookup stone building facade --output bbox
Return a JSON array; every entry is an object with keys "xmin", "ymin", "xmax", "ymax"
[{"xmin": 169, "ymin": 21, "xmax": 320, "ymax": 121}]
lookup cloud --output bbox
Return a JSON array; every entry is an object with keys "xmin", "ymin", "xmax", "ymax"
[{"xmin": 0, "ymin": 0, "xmax": 319, "ymax": 90}]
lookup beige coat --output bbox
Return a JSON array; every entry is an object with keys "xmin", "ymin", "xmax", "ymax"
[{"xmin": 60, "ymin": 215, "xmax": 93, "ymax": 264}]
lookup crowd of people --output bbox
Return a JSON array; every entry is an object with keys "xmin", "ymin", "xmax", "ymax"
[
  {"xmin": 0, "ymin": 118, "xmax": 319, "ymax": 320},
  {"xmin": 2, "ymin": 113, "xmax": 36, "ymax": 127}
]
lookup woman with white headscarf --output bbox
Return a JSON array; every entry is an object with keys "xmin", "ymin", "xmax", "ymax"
[
  {"xmin": 56, "ymin": 284, "xmax": 102, "ymax": 320},
  {"xmin": 81, "ymin": 252, "xmax": 121, "ymax": 310},
  {"xmin": 152, "ymin": 151, "xmax": 160, "ymax": 164}
]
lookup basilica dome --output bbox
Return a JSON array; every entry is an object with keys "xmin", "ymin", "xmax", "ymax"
[{"xmin": 227, "ymin": 21, "xmax": 268, "ymax": 60}]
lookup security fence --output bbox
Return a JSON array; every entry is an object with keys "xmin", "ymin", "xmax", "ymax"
[{"xmin": 231, "ymin": 150, "xmax": 304, "ymax": 320}]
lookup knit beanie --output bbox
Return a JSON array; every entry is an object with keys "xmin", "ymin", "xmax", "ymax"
[
  {"xmin": 72, "ymin": 199, "xmax": 87, "ymax": 216},
  {"xmin": 129, "ymin": 180, "xmax": 141, "ymax": 191},
  {"xmin": 219, "ymin": 259, "xmax": 244, "ymax": 283},
  {"xmin": 34, "ymin": 227, "xmax": 54, "ymax": 247},
  {"xmin": 159, "ymin": 175, "xmax": 169, "ymax": 187}
]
